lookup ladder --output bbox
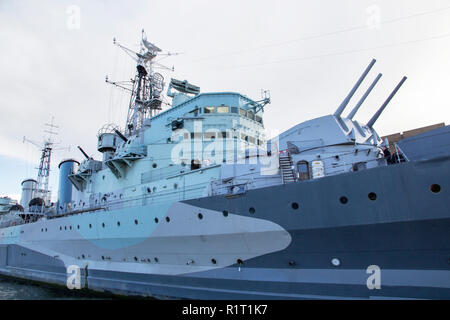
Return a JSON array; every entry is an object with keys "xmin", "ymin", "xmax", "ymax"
[{"xmin": 279, "ymin": 150, "xmax": 296, "ymax": 184}]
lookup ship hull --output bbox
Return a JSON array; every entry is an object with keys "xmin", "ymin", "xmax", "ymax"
[{"xmin": 1, "ymin": 156, "xmax": 449, "ymax": 299}]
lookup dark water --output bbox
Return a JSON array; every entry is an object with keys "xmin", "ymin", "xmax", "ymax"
[{"xmin": 0, "ymin": 275, "xmax": 116, "ymax": 300}]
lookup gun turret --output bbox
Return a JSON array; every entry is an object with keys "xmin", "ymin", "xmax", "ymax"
[
  {"xmin": 367, "ymin": 76, "xmax": 407, "ymax": 128},
  {"xmin": 77, "ymin": 146, "xmax": 90, "ymax": 160},
  {"xmin": 347, "ymin": 73, "xmax": 382, "ymax": 120},
  {"xmin": 114, "ymin": 129, "xmax": 128, "ymax": 142},
  {"xmin": 334, "ymin": 59, "xmax": 376, "ymax": 118}
]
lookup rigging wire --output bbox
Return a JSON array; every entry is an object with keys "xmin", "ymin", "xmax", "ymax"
[
  {"xmin": 107, "ymin": 43, "xmax": 119, "ymax": 124},
  {"xmin": 223, "ymin": 32, "xmax": 450, "ymax": 69},
  {"xmin": 192, "ymin": 5, "xmax": 450, "ymax": 63}
]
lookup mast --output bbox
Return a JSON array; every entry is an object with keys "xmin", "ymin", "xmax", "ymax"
[
  {"xmin": 108, "ymin": 30, "xmax": 170, "ymax": 137},
  {"xmin": 23, "ymin": 118, "xmax": 59, "ymax": 205}
]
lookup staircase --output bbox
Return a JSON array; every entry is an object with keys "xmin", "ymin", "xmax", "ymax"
[{"xmin": 279, "ymin": 150, "xmax": 296, "ymax": 183}]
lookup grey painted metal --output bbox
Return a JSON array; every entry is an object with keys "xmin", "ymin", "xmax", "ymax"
[
  {"xmin": 397, "ymin": 125, "xmax": 450, "ymax": 160},
  {"xmin": 367, "ymin": 76, "xmax": 407, "ymax": 128},
  {"xmin": 347, "ymin": 73, "xmax": 382, "ymax": 120},
  {"xmin": 334, "ymin": 59, "xmax": 376, "ymax": 118},
  {"xmin": 0, "ymin": 156, "xmax": 449, "ymax": 299},
  {"xmin": 1, "ymin": 32, "xmax": 446, "ymax": 300}
]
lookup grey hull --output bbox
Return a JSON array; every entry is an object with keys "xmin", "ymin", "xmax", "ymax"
[{"xmin": 1, "ymin": 157, "xmax": 449, "ymax": 299}]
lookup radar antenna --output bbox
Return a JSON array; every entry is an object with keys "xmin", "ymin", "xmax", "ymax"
[
  {"xmin": 107, "ymin": 30, "xmax": 182, "ymax": 136},
  {"xmin": 246, "ymin": 89, "xmax": 271, "ymax": 114}
]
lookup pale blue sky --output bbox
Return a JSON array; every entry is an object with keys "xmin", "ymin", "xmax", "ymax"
[{"xmin": 1, "ymin": 0, "xmax": 450, "ymax": 200}]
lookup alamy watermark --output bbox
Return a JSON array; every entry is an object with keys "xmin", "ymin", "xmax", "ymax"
[
  {"xmin": 366, "ymin": 265, "xmax": 381, "ymax": 290},
  {"xmin": 66, "ymin": 265, "xmax": 81, "ymax": 289},
  {"xmin": 66, "ymin": 5, "xmax": 81, "ymax": 30},
  {"xmin": 168, "ymin": 122, "xmax": 280, "ymax": 176},
  {"xmin": 366, "ymin": 4, "xmax": 381, "ymax": 30}
]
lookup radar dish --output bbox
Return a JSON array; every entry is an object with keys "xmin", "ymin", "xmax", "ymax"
[
  {"xmin": 151, "ymin": 73, "xmax": 164, "ymax": 91},
  {"xmin": 97, "ymin": 123, "xmax": 121, "ymax": 137},
  {"xmin": 143, "ymin": 39, "xmax": 162, "ymax": 53}
]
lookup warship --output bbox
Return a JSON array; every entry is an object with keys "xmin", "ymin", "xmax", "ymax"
[{"xmin": 0, "ymin": 31, "xmax": 449, "ymax": 299}]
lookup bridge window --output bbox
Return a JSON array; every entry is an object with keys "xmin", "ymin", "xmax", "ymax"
[
  {"xmin": 239, "ymin": 109, "xmax": 246, "ymax": 117},
  {"xmin": 204, "ymin": 132, "xmax": 216, "ymax": 140},
  {"xmin": 296, "ymin": 161, "xmax": 310, "ymax": 181},
  {"xmin": 217, "ymin": 106, "xmax": 229, "ymax": 113},
  {"xmin": 190, "ymin": 132, "xmax": 202, "ymax": 139},
  {"xmin": 255, "ymin": 115, "xmax": 263, "ymax": 124},
  {"xmin": 204, "ymin": 106, "xmax": 215, "ymax": 113},
  {"xmin": 247, "ymin": 110, "xmax": 255, "ymax": 120},
  {"xmin": 231, "ymin": 107, "xmax": 238, "ymax": 114}
]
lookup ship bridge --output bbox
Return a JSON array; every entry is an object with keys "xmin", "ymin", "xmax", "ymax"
[{"xmin": 143, "ymin": 91, "xmax": 270, "ymax": 169}]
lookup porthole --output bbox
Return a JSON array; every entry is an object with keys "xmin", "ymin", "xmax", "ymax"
[
  {"xmin": 331, "ymin": 258, "xmax": 341, "ymax": 266},
  {"xmin": 117, "ymin": 221, "xmax": 121, "ymax": 227},
  {"xmin": 430, "ymin": 184, "xmax": 441, "ymax": 193},
  {"xmin": 134, "ymin": 219, "xmax": 138, "ymax": 225},
  {"xmin": 77, "ymin": 225, "xmax": 80, "ymax": 229},
  {"xmin": 69, "ymin": 226, "xmax": 72, "ymax": 230},
  {"xmin": 45, "ymin": 228, "xmax": 47, "ymax": 232},
  {"xmin": 152, "ymin": 163, "xmax": 157, "ymax": 168},
  {"xmin": 291, "ymin": 202, "xmax": 299, "ymax": 210},
  {"xmin": 340, "ymin": 196, "xmax": 348, "ymax": 204},
  {"xmin": 147, "ymin": 187, "xmax": 151, "ymax": 193},
  {"xmin": 154, "ymin": 257, "xmax": 159, "ymax": 263},
  {"xmin": 147, "ymin": 258, "xmax": 151, "ymax": 263},
  {"xmin": 89, "ymin": 224, "xmax": 92, "ymax": 229},
  {"xmin": 82, "ymin": 254, "xmax": 85, "ymax": 259},
  {"xmin": 198, "ymin": 213, "xmax": 203, "ymax": 220},
  {"xmin": 154, "ymin": 218, "xmax": 159, "ymax": 223},
  {"xmin": 237, "ymin": 259, "xmax": 243, "ymax": 265},
  {"xmin": 166, "ymin": 217, "xmax": 170, "ymax": 222},
  {"xmin": 64, "ymin": 226, "xmax": 67, "ymax": 230},
  {"xmin": 59, "ymin": 226, "xmax": 62, "ymax": 230},
  {"xmin": 102, "ymin": 223, "xmax": 105, "ymax": 228},
  {"xmin": 222, "ymin": 210, "xmax": 229, "ymax": 217},
  {"xmin": 249, "ymin": 207, "xmax": 255, "ymax": 214},
  {"xmin": 211, "ymin": 258, "xmax": 217, "ymax": 264},
  {"xmin": 174, "ymin": 183, "xmax": 178, "ymax": 189},
  {"xmin": 101, "ymin": 256, "xmax": 105, "ymax": 260},
  {"xmin": 289, "ymin": 260, "xmax": 296, "ymax": 266},
  {"xmin": 134, "ymin": 257, "xmax": 138, "ymax": 262},
  {"xmin": 368, "ymin": 192, "xmax": 377, "ymax": 201}
]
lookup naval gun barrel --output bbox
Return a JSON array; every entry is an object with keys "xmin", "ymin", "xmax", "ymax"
[
  {"xmin": 347, "ymin": 73, "xmax": 382, "ymax": 120},
  {"xmin": 334, "ymin": 59, "xmax": 376, "ymax": 118},
  {"xmin": 367, "ymin": 76, "xmax": 407, "ymax": 128},
  {"xmin": 114, "ymin": 129, "xmax": 128, "ymax": 142},
  {"xmin": 77, "ymin": 146, "xmax": 90, "ymax": 159}
]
